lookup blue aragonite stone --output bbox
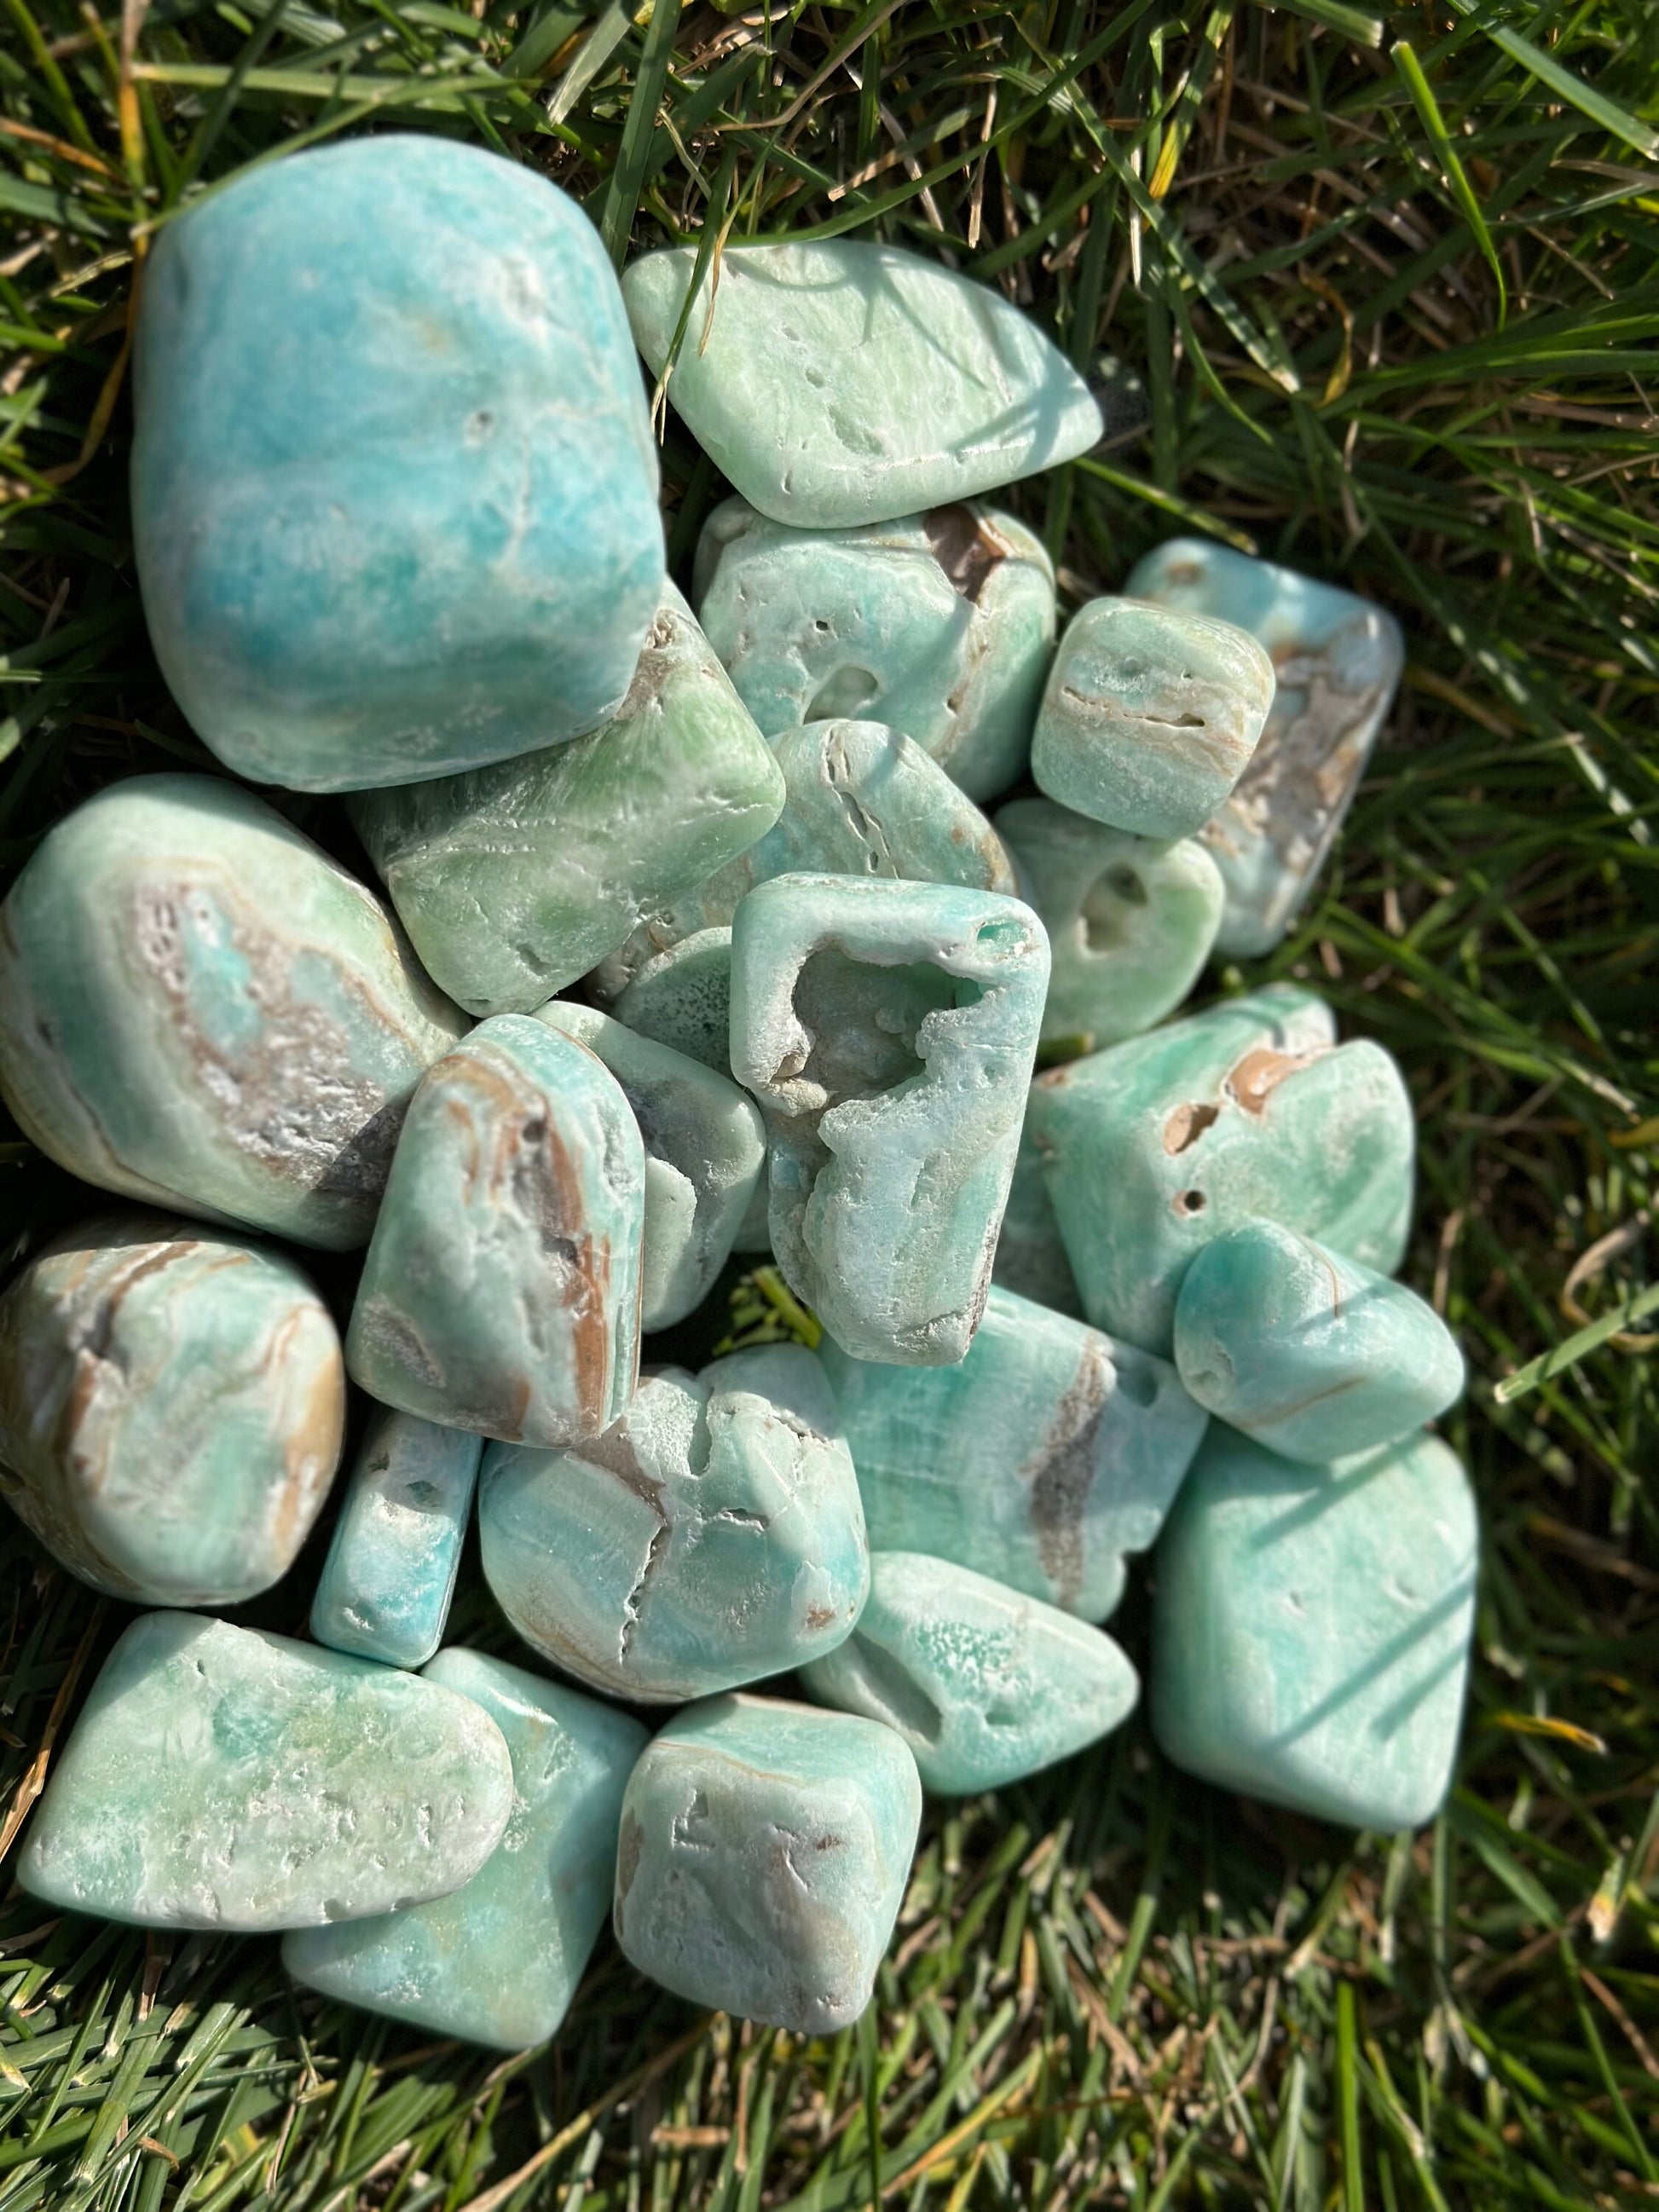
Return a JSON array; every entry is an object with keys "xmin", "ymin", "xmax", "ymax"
[
  {"xmin": 133, "ymin": 136, "xmax": 663, "ymax": 794},
  {"xmin": 614, "ymin": 1693, "xmax": 921, "ymax": 2032},
  {"xmin": 479, "ymin": 1347, "xmax": 866, "ymax": 1702},
  {"xmin": 800, "ymin": 1552, "xmax": 1138, "ymax": 1795},
  {"xmin": 1172, "ymin": 1222, "xmax": 1465, "ymax": 1464},
  {"xmin": 284, "ymin": 1650, "xmax": 646, "ymax": 2047},
  {"xmin": 1151, "ymin": 1427, "xmax": 1477, "ymax": 1829},
  {"xmin": 310, "ymin": 1411, "xmax": 483, "ymax": 1670},
  {"xmin": 614, "ymin": 927, "xmax": 734, "ymax": 1073},
  {"xmin": 347, "ymin": 1017, "xmax": 645, "ymax": 1447},
  {"xmin": 991, "ymin": 1119, "xmax": 1084, "ymax": 1319}
]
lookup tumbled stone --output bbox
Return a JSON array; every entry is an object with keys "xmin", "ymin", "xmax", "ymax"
[
  {"xmin": 0, "ymin": 1212, "xmax": 344, "ymax": 1608},
  {"xmin": 1126, "ymin": 540, "xmax": 1405, "ymax": 956},
  {"xmin": 613, "ymin": 927, "xmax": 733, "ymax": 1072},
  {"xmin": 820, "ymin": 1285, "xmax": 1205, "ymax": 1621},
  {"xmin": 731, "ymin": 875, "xmax": 1049, "ymax": 1364},
  {"xmin": 613, "ymin": 1692, "xmax": 921, "ymax": 2032},
  {"xmin": 480, "ymin": 1347, "xmax": 865, "ymax": 1701},
  {"xmin": 1151, "ymin": 1427, "xmax": 1476, "ymax": 1828},
  {"xmin": 310, "ymin": 1411, "xmax": 483, "ymax": 1670},
  {"xmin": 1173, "ymin": 1221, "xmax": 1465, "ymax": 1464},
  {"xmin": 347, "ymin": 1016, "xmax": 645, "ymax": 1446},
  {"xmin": 285, "ymin": 1650, "xmax": 645, "ymax": 2047},
  {"xmin": 134, "ymin": 136, "xmax": 662, "ymax": 793},
  {"xmin": 623, "ymin": 240, "xmax": 1102, "ymax": 530},
  {"xmin": 991, "ymin": 1119, "xmax": 1084, "ymax": 1319},
  {"xmin": 20, "ymin": 1613, "xmax": 513, "ymax": 1930},
  {"xmin": 0, "ymin": 776, "xmax": 465, "ymax": 1250},
  {"xmin": 1028, "ymin": 985, "xmax": 1410, "ymax": 1354},
  {"xmin": 695, "ymin": 499, "xmax": 1056, "ymax": 800},
  {"xmin": 801, "ymin": 1551, "xmax": 1138, "ymax": 1794}
]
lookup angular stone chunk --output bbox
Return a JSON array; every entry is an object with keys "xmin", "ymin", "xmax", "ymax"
[
  {"xmin": 695, "ymin": 498, "xmax": 1056, "ymax": 800},
  {"xmin": 285, "ymin": 1650, "xmax": 645, "ymax": 2048},
  {"xmin": 731, "ymin": 875, "xmax": 1049, "ymax": 1364},
  {"xmin": 613, "ymin": 1693, "xmax": 921, "ymax": 2032},
  {"xmin": 0, "ymin": 1212, "xmax": 344, "ymax": 1608},
  {"xmin": 347, "ymin": 1017, "xmax": 645, "ymax": 1446},
  {"xmin": 20, "ymin": 1614, "xmax": 513, "ymax": 1930},
  {"xmin": 1151, "ymin": 1428, "xmax": 1476, "ymax": 1828},
  {"xmin": 1126, "ymin": 540, "xmax": 1405, "ymax": 956},
  {"xmin": 991, "ymin": 1119, "xmax": 1084, "ymax": 1320},
  {"xmin": 1173, "ymin": 1222, "xmax": 1465, "ymax": 1464},
  {"xmin": 479, "ymin": 1347, "xmax": 866, "ymax": 1701},
  {"xmin": 310, "ymin": 1411, "xmax": 483, "ymax": 1669},
  {"xmin": 0, "ymin": 776, "xmax": 466, "ymax": 1250},
  {"xmin": 614, "ymin": 927, "xmax": 734, "ymax": 1073},
  {"xmin": 134, "ymin": 136, "xmax": 663, "ymax": 794},
  {"xmin": 623, "ymin": 241, "xmax": 1102, "ymax": 529},
  {"xmin": 801, "ymin": 1552, "xmax": 1138, "ymax": 1794}
]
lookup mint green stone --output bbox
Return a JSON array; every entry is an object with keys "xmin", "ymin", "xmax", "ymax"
[
  {"xmin": 284, "ymin": 1650, "xmax": 646, "ymax": 2048},
  {"xmin": 1173, "ymin": 1222, "xmax": 1465, "ymax": 1464},
  {"xmin": 614, "ymin": 927, "xmax": 734, "ymax": 1074},
  {"xmin": 479, "ymin": 1347, "xmax": 866, "ymax": 1701},
  {"xmin": 1151, "ymin": 1427, "xmax": 1476, "ymax": 1828},
  {"xmin": 0, "ymin": 776, "xmax": 465, "ymax": 1250},
  {"xmin": 20, "ymin": 1614, "xmax": 513, "ymax": 1930},
  {"xmin": 347, "ymin": 1017, "xmax": 645, "ymax": 1447},
  {"xmin": 614, "ymin": 1693, "xmax": 921, "ymax": 2032},
  {"xmin": 310, "ymin": 1411, "xmax": 483, "ymax": 1669},
  {"xmin": 991, "ymin": 1119, "xmax": 1084, "ymax": 1319},
  {"xmin": 801, "ymin": 1552, "xmax": 1138, "ymax": 1794}
]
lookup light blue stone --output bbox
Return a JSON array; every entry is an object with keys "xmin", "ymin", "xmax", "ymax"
[
  {"xmin": 285, "ymin": 1649, "xmax": 646, "ymax": 2048},
  {"xmin": 991, "ymin": 1119, "xmax": 1084, "ymax": 1319},
  {"xmin": 614, "ymin": 927, "xmax": 734, "ymax": 1074},
  {"xmin": 310, "ymin": 1411, "xmax": 483, "ymax": 1670},
  {"xmin": 133, "ymin": 136, "xmax": 663, "ymax": 793}
]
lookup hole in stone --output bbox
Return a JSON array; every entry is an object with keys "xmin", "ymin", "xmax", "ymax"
[
  {"xmin": 813, "ymin": 618, "xmax": 831, "ymax": 632},
  {"xmin": 1081, "ymin": 865, "xmax": 1148, "ymax": 952},
  {"xmin": 1175, "ymin": 1188, "xmax": 1207, "ymax": 1216},
  {"xmin": 1113, "ymin": 1354, "xmax": 1159, "ymax": 1409},
  {"xmin": 789, "ymin": 948, "xmax": 980, "ymax": 1104},
  {"xmin": 976, "ymin": 917, "xmax": 1025, "ymax": 950},
  {"xmin": 806, "ymin": 665, "xmax": 881, "ymax": 720}
]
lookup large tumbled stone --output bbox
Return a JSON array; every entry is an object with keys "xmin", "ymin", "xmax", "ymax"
[
  {"xmin": 133, "ymin": 136, "xmax": 662, "ymax": 794},
  {"xmin": 613, "ymin": 927, "xmax": 734, "ymax": 1073},
  {"xmin": 480, "ymin": 1347, "xmax": 866, "ymax": 1701},
  {"xmin": 285, "ymin": 1650, "xmax": 645, "ymax": 2048},
  {"xmin": 310, "ymin": 1411, "xmax": 483, "ymax": 1670},
  {"xmin": 731, "ymin": 875, "xmax": 1049, "ymax": 1364},
  {"xmin": 614, "ymin": 1693, "xmax": 921, "ymax": 2032},
  {"xmin": 623, "ymin": 241, "xmax": 1101, "ymax": 530},
  {"xmin": 20, "ymin": 1614, "xmax": 513, "ymax": 1930},
  {"xmin": 0, "ymin": 1212, "xmax": 344, "ymax": 1607},
  {"xmin": 0, "ymin": 776, "xmax": 465, "ymax": 1250},
  {"xmin": 347, "ymin": 1016, "xmax": 645, "ymax": 1446},
  {"xmin": 991, "ymin": 1119, "xmax": 1084, "ymax": 1319},
  {"xmin": 1151, "ymin": 1427, "xmax": 1477, "ymax": 1829}
]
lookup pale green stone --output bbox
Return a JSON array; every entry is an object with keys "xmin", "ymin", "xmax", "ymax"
[
  {"xmin": 623, "ymin": 241, "xmax": 1102, "ymax": 529},
  {"xmin": 20, "ymin": 1613, "xmax": 513, "ymax": 1930},
  {"xmin": 310, "ymin": 1411, "xmax": 483, "ymax": 1669},
  {"xmin": 614, "ymin": 927, "xmax": 734, "ymax": 1074},
  {"xmin": 0, "ymin": 775, "xmax": 465, "ymax": 1250},
  {"xmin": 0, "ymin": 1212, "xmax": 344, "ymax": 1608},
  {"xmin": 1151, "ymin": 1427, "xmax": 1476, "ymax": 1829},
  {"xmin": 1172, "ymin": 1222, "xmax": 1465, "ymax": 1464},
  {"xmin": 800, "ymin": 1551, "xmax": 1138, "ymax": 1794},
  {"xmin": 347, "ymin": 1016, "xmax": 645, "ymax": 1446},
  {"xmin": 614, "ymin": 1692, "xmax": 921, "ymax": 2032},
  {"xmin": 284, "ymin": 1649, "xmax": 646, "ymax": 2048},
  {"xmin": 479, "ymin": 1347, "xmax": 866, "ymax": 1701},
  {"xmin": 991, "ymin": 1119, "xmax": 1084, "ymax": 1320}
]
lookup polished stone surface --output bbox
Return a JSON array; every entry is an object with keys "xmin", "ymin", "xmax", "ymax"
[
  {"xmin": 310, "ymin": 1411, "xmax": 483, "ymax": 1669},
  {"xmin": 613, "ymin": 927, "xmax": 733, "ymax": 1072},
  {"xmin": 991, "ymin": 1118, "xmax": 1084, "ymax": 1319}
]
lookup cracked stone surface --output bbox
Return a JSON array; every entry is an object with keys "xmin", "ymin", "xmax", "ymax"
[{"xmin": 310, "ymin": 1409, "xmax": 483, "ymax": 1670}]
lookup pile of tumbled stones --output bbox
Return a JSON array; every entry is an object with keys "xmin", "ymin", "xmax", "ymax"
[{"xmin": 0, "ymin": 135, "xmax": 1476, "ymax": 2052}]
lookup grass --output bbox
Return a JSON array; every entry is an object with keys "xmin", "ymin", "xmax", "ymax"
[{"xmin": 1, "ymin": 0, "xmax": 1657, "ymax": 2203}]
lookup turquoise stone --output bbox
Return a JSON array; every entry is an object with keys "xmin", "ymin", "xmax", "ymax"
[
  {"xmin": 533, "ymin": 1002, "xmax": 764, "ymax": 1331},
  {"xmin": 1124, "ymin": 540, "xmax": 1406, "ymax": 956},
  {"xmin": 614, "ymin": 1692, "xmax": 921, "ymax": 2032},
  {"xmin": 349, "ymin": 586, "xmax": 784, "ymax": 1014},
  {"xmin": 614, "ymin": 927, "xmax": 733, "ymax": 1073},
  {"xmin": 479, "ymin": 1347, "xmax": 866, "ymax": 1701},
  {"xmin": 800, "ymin": 1551, "xmax": 1138, "ymax": 1795},
  {"xmin": 310, "ymin": 1411, "xmax": 483, "ymax": 1670},
  {"xmin": 1027, "ymin": 985, "xmax": 1411, "ymax": 1354},
  {"xmin": 994, "ymin": 799, "xmax": 1224, "ymax": 1053},
  {"xmin": 1151, "ymin": 1427, "xmax": 1477, "ymax": 1829},
  {"xmin": 20, "ymin": 1613, "xmax": 513, "ymax": 1930},
  {"xmin": 0, "ymin": 1212, "xmax": 344, "ymax": 1608},
  {"xmin": 694, "ymin": 499, "xmax": 1056, "ymax": 800},
  {"xmin": 731, "ymin": 875, "xmax": 1050, "ymax": 1364},
  {"xmin": 284, "ymin": 1650, "xmax": 645, "ymax": 2048},
  {"xmin": 347, "ymin": 1016, "xmax": 645, "ymax": 1446},
  {"xmin": 991, "ymin": 1119, "xmax": 1084, "ymax": 1319},
  {"xmin": 819, "ymin": 1285, "xmax": 1205, "ymax": 1622},
  {"xmin": 134, "ymin": 135, "xmax": 663, "ymax": 794},
  {"xmin": 0, "ymin": 776, "xmax": 465, "ymax": 1250},
  {"xmin": 1172, "ymin": 1222, "xmax": 1465, "ymax": 1464},
  {"xmin": 623, "ymin": 241, "xmax": 1102, "ymax": 529}
]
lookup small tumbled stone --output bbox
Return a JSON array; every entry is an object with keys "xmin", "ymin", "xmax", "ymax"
[
  {"xmin": 310, "ymin": 1411, "xmax": 483, "ymax": 1670},
  {"xmin": 991, "ymin": 1118, "xmax": 1084, "ymax": 1319},
  {"xmin": 613, "ymin": 1692, "xmax": 921, "ymax": 2032},
  {"xmin": 613, "ymin": 927, "xmax": 734, "ymax": 1072}
]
